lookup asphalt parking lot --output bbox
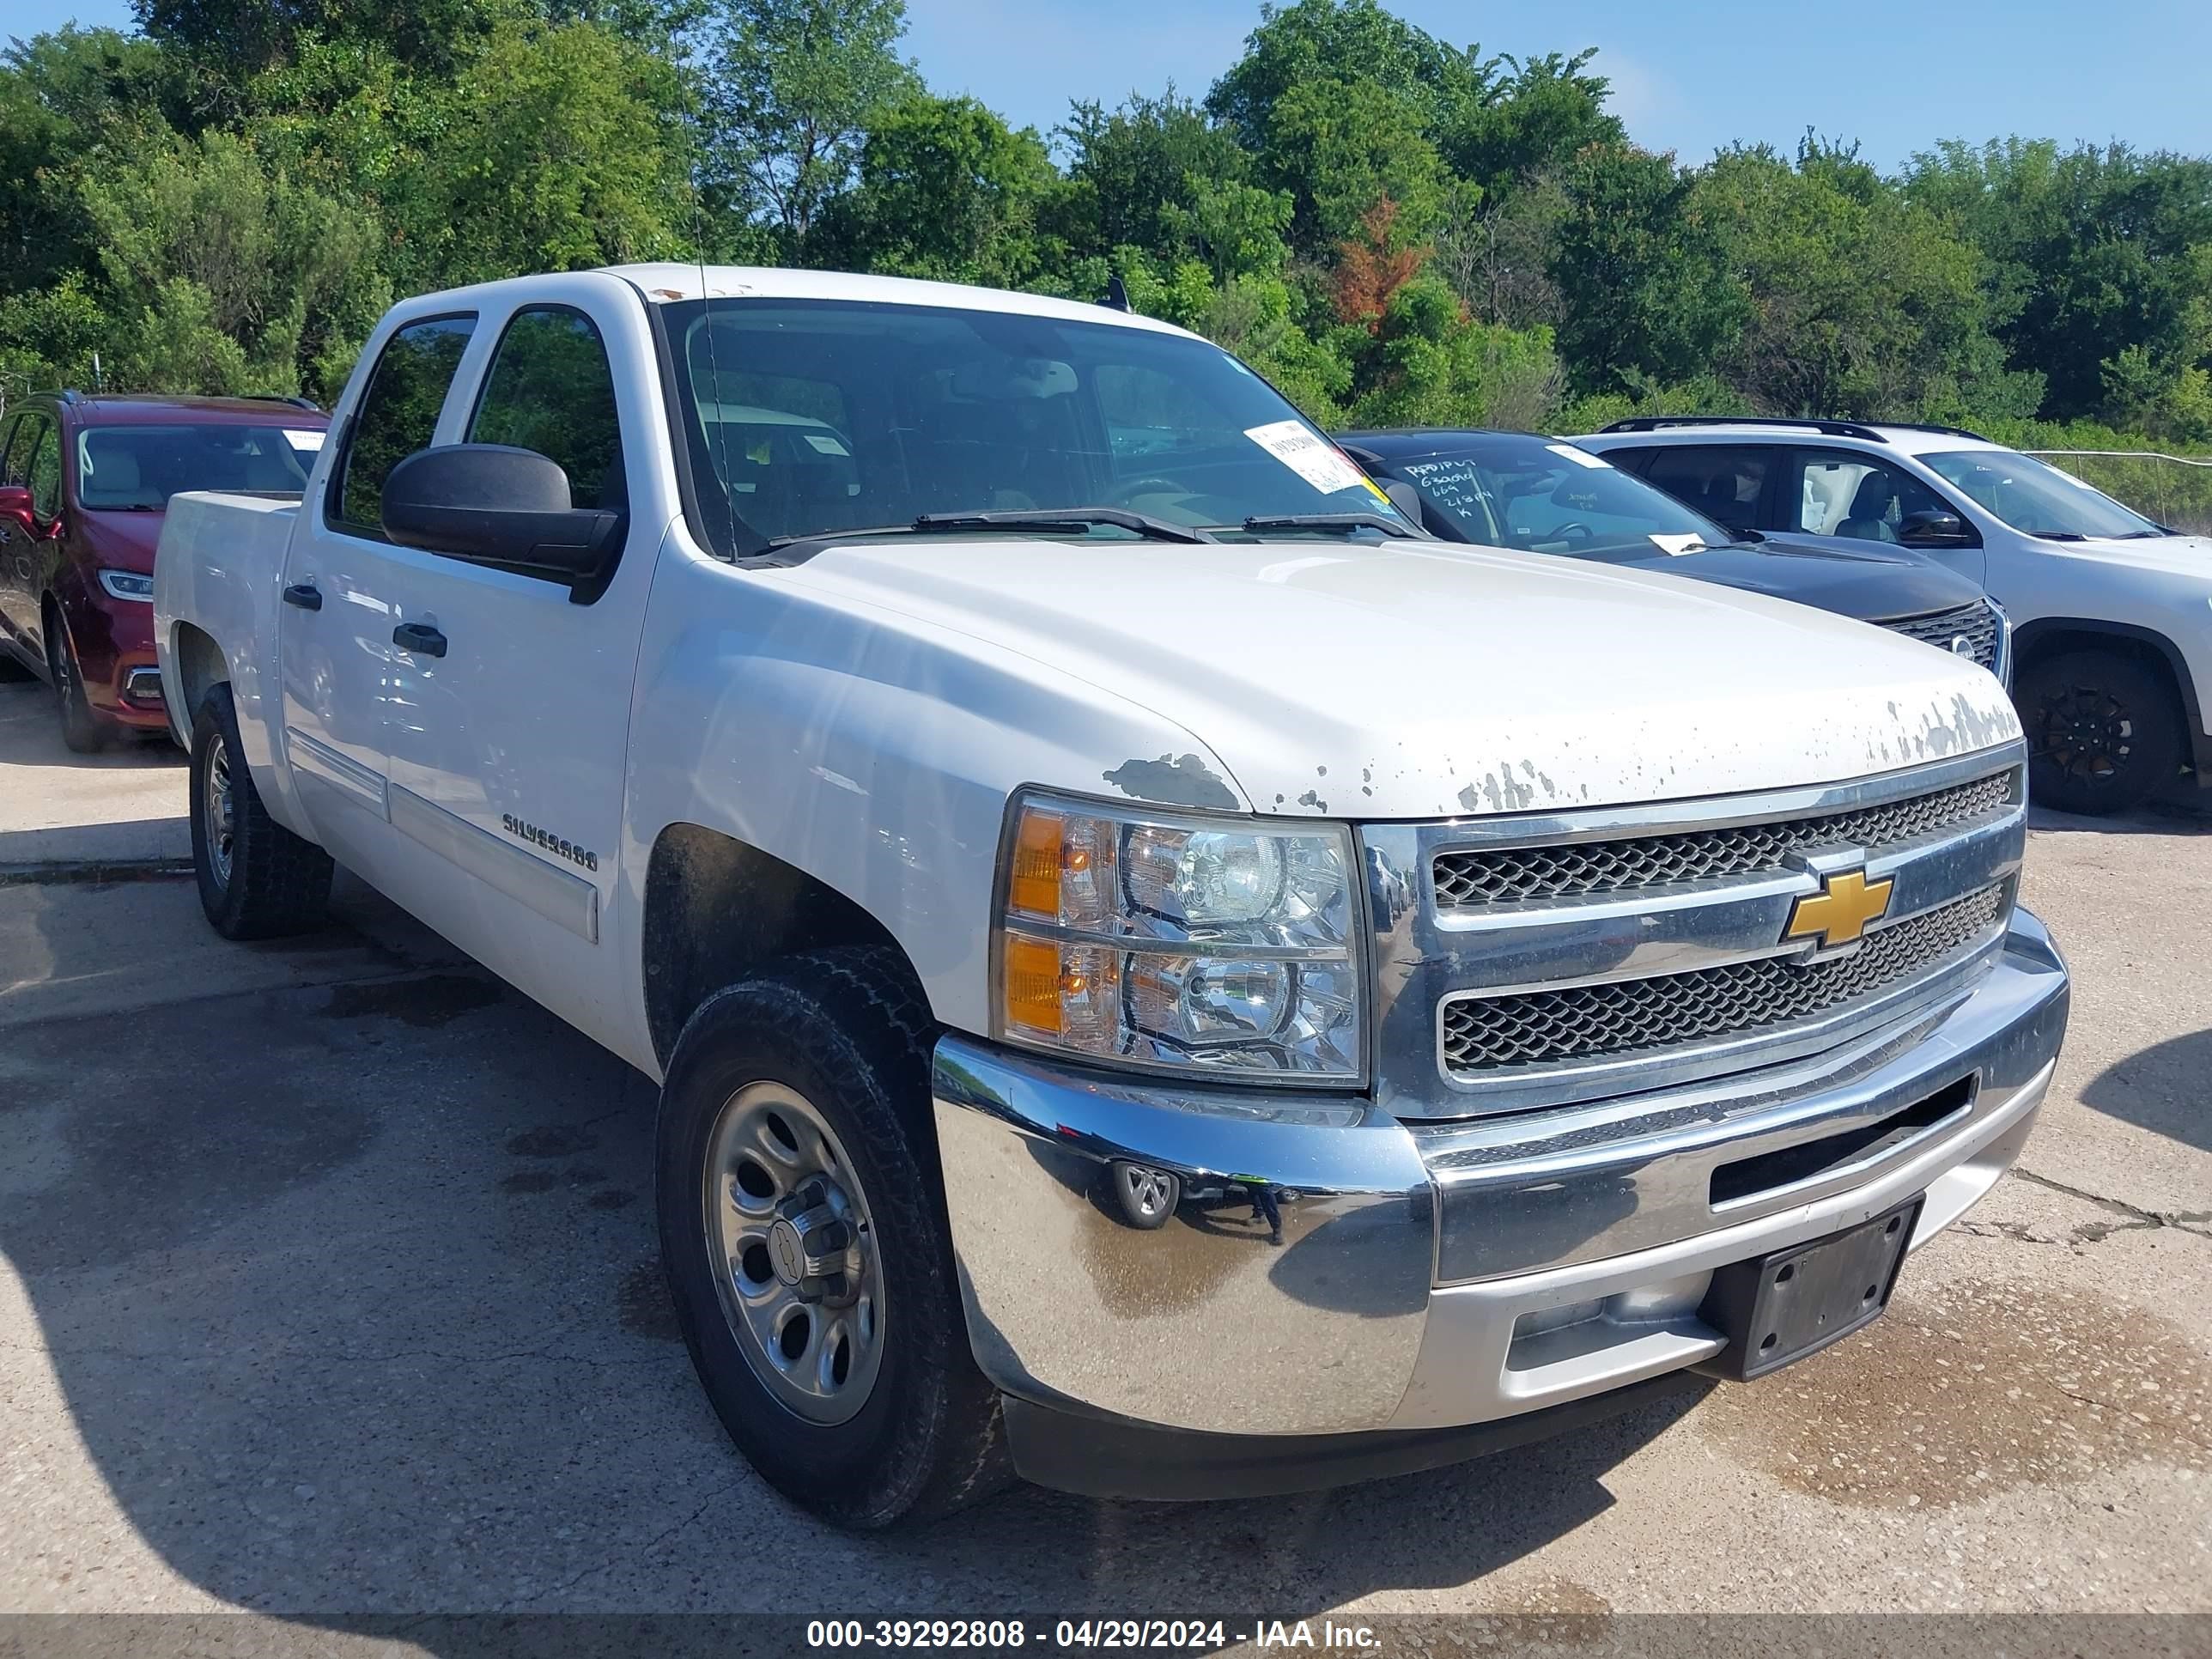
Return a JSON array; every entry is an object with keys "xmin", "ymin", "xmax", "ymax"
[{"xmin": 2, "ymin": 676, "xmax": 2207, "ymax": 1638}]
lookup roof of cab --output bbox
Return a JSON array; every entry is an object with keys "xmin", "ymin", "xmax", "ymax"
[
  {"xmin": 1577, "ymin": 420, "xmax": 2008, "ymax": 458},
  {"xmin": 36, "ymin": 392, "xmax": 328, "ymax": 427},
  {"xmin": 599, "ymin": 263, "xmax": 1196, "ymax": 337}
]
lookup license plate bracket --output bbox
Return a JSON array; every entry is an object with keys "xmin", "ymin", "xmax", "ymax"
[{"xmin": 1696, "ymin": 1196, "xmax": 1923, "ymax": 1382}]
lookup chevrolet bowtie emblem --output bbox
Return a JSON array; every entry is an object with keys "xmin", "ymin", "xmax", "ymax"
[{"xmin": 1784, "ymin": 867, "xmax": 1894, "ymax": 949}]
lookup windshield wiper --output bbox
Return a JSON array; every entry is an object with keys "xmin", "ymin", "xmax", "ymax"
[
  {"xmin": 2032, "ymin": 531, "xmax": 2089, "ymax": 542},
  {"xmin": 910, "ymin": 508, "xmax": 1213, "ymax": 544},
  {"xmin": 1241, "ymin": 512, "xmax": 1417, "ymax": 539}
]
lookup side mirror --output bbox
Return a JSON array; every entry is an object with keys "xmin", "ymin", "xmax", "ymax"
[
  {"xmin": 1376, "ymin": 477, "xmax": 1427, "ymax": 529},
  {"xmin": 0, "ymin": 484, "xmax": 31, "ymax": 522},
  {"xmin": 1899, "ymin": 508, "xmax": 1973, "ymax": 548},
  {"xmin": 381, "ymin": 445, "xmax": 624, "ymax": 594}
]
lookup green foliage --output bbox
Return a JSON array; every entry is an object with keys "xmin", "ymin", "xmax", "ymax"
[
  {"xmin": 694, "ymin": 0, "xmax": 918, "ymax": 258},
  {"xmin": 81, "ymin": 128, "xmax": 389, "ymax": 397},
  {"xmin": 820, "ymin": 93, "xmax": 1060, "ymax": 288},
  {"xmin": 0, "ymin": 0, "xmax": 2200, "ymax": 465}
]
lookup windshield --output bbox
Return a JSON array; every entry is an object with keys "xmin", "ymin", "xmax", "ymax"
[
  {"xmin": 74, "ymin": 423, "xmax": 324, "ymax": 509},
  {"xmin": 1920, "ymin": 449, "xmax": 2165, "ymax": 540},
  {"xmin": 660, "ymin": 298, "xmax": 1404, "ymax": 554},
  {"xmin": 1386, "ymin": 435, "xmax": 1729, "ymax": 558}
]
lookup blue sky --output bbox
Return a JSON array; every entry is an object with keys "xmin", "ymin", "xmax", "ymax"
[{"xmin": 12, "ymin": 0, "xmax": 2212, "ymax": 172}]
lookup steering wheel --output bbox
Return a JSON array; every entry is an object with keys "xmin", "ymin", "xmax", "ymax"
[{"xmin": 1549, "ymin": 521, "xmax": 1595, "ymax": 546}]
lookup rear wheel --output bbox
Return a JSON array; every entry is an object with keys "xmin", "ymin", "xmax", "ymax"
[
  {"xmin": 46, "ymin": 612, "xmax": 107, "ymax": 753},
  {"xmin": 189, "ymin": 684, "xmax": 334, "ymax": 938},
  {"xmin": 657, "ymin": 947, "xmax": 1008, "ymax": 1528},
  {"xmin": 2016, "ymin": 648, "xmax": 2181, "ymax": 816}
]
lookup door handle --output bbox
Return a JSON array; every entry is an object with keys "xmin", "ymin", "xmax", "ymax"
[
  {"xmin": 392, "ymin": 622, "xmax": 447, "ymax": 658},
  {"xmin": 282, "ymin": 583, "xmax": 323, "ymax": 611}
]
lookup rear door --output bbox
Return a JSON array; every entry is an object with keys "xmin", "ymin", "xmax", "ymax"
[
  {"xmin": 1631, "ymin": 443, "xmax": 1776, "ymax": 539},
  {"xmin": 367, "ymin": 276, "xmax": 659, "ymax": 1052},
  {"xmin": 279, "ymin": 311, "xmax": 478, "ymax": 864}
]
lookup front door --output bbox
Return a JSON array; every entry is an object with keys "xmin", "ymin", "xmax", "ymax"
[
  {"xmin": 278, "ymin": 311, "xmax": 479, "ymax": 866},
  {"xmin": 1778, "ymin": 447, "xmax": 1987, "ymax": 586},
  {"xmin": 368, "ymin": 277, "xmax": 659, "ymax": 1056}
]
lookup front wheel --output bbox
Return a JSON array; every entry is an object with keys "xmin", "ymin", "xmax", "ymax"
[
  {"xmin": 48, "ymin": 616, "xmax": 107, "ymax": 753},
  {"xmin": 2016, "ymin": 649, "xmax": 2181, "ymax": 816},
  {"xmin": 656, "ymin": 948, "xmax": 1008, "ymax": 1528},
  {"xmin": 189, "ymin": 685, "xmax": 334, "ymax": 938}
]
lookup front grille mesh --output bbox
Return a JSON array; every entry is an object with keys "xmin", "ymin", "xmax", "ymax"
[
  {"xmin": 1432, "ymin": 770, "xmax": 2014, "ymax": 908},
  {"xmin": 1440, "ymin": 884, "xmax": 2008, "ymax": 1075},
  {"xmin": 1884, "ymin": 602, "xmax": 2000, "ymax": 671}
]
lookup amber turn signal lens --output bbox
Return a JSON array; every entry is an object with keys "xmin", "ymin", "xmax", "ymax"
[
  {"xmin": 1008, "ymin": 806, "xmax": 1064, "ymax": 919},
  {"xmin": 1002, "ymin": 934, "xmax": 1066, "ymax": 1036}
]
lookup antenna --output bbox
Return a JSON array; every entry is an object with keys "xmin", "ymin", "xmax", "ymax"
[{"xmin": 1103, "ymin": 272, "xmax": 1131, "ymax": 313}]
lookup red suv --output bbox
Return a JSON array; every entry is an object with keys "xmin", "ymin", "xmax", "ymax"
[{"xmin": 0, "ymin": 392, "xmax": 330, "ymax": 750}]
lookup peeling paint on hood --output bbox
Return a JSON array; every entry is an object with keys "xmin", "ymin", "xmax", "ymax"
[{"xmin": 783, "ymin": 537, "xmax": 2023, "ymax": 819}]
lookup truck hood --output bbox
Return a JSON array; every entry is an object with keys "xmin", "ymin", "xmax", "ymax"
[
  {"xmin": 784, "ymin": 537, "xmax": 2021, "ymax": 820},
  {"xmin": 1603, "ymin": 536, "xmax": 1985, "ymax": 624}
]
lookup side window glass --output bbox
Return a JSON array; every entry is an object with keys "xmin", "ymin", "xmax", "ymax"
[
  {"xmin": 27, "ymin": 422, "xmax": 62, "ymax": 520},
  {"xmin": 334, "ymin": 315, "xmax": 477, "ymax": 536},
  {"xmin": 467, "ymin": 307, "xmax": 625, "ymax": 511},
  {"xmin": 1639, "ymin": 445, "xmax": 1769, "ymax": 530},
  {"xmin": 0, "ymin": 416, "xmax": 27, "ymax": 486},
  {"xmin": 1793, "ymin": 452, "xmax": 1946, "ymax": 543}
]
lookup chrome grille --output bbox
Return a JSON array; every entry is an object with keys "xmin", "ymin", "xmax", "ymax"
[
  {"xmin": 1431, "ymin": 769, "xmax": 2014, "ymax": 908},
  {"xmin": 1884, "ymin": 602, "xmax": 1999, "ymax": 671},
  {"xmin": 1440, "ymin": 884, "xmax": 2008, "ymax": 1075}
]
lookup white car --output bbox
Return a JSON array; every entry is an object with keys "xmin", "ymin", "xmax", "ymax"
[
  {"xmin": 1579, "ymin": 417, "xmax": 2212, "ymax": 815},
  {"xmin": 153, "ymin": 267, "xmax": 2067, "ymax": 1525}
]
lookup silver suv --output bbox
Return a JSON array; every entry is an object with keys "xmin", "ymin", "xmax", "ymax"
[{"xmin": 1580, "ymin": 416, "xmax": 2212, "ymax": 816}]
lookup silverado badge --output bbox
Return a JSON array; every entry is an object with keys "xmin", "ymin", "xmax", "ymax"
[{"xmin": 1784, "ymin": 866, "xmax": 1893, "ymax": 950}]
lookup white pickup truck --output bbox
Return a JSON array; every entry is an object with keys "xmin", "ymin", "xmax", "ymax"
[{"xmin": 155, "ymin": 265, "xmax": 2070, "ymax": 1528}]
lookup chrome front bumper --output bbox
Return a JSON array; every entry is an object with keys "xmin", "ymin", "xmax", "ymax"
[{"xmin": 932, "ymin": 908, "xmax": 2068, "ymax": 1443}]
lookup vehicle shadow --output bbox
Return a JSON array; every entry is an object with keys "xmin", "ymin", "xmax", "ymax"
[
  {"xmin": 2078, "ymin": 1028, "xmax": 2212, "ymax": 1156},
  {"xmin": 1, "ymin": 884, "xmax": 1699, "ymax": 1626},
  {"xmin": 2027, "ymin": 797, "xmax": 2210, "ymax": 836}
]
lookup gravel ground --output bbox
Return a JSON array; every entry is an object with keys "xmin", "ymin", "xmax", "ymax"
[{"xmin": 0, "ymin": 678, "xmax": 2205, "ymax": 1650}]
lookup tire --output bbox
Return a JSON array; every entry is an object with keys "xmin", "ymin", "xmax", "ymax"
[
  {"xmin": 46, "ymin": 613, "xmax": 107, "ymax": 754},
  {"xmin": 1109, "ymin": 1160, "xmax": 1179, "ymax": 1229},
  {"xmin": 656, "ymin": 946, "xmax": 1009, "ymax": 1529},
  {"xmin": 2016, "ymin": 648, "xmax": 2182, "ymax": 816},
  {"xmin": 189, "ymin": 684, "xmax": 334, "ymax": 939}
]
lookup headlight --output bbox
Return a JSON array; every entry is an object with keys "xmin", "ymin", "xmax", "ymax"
[
  {"xmin": 994, "ymin": 792, "xmax": 1364, "ymax": 1081},
  {"xmin": 98, "ymin": 569, "xmax": 155, "ymax": 602}
]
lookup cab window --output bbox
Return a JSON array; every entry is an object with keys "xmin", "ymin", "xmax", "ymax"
[
  {"xmin": 1638, "ymin": 445, "xmax": 1770, "ymax": 532},
  {"xmin": 332, "ymin": 313, "xmax": 477, "ymax": 537},
  {"xmin": 0, "ymin": 414, "xmax": 32, "ymax": 485},
  {"xmin": 27, "ymin": 421, "xmax": 62, "ymax": 521},
  {"xmin": 467, "ymin": 306, "xmax": 625, "ymax": 511},
  {"xmin": 1789, "ymin": 450, "xmax": 1948, "ymax": 544}
]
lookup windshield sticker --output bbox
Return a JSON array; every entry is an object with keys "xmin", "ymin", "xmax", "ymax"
[
  {"xmin": 283, "ymin": 428, "xmax": 326, "ymax": 452},
  {"xmin": 1245, "ymin": 420, "xmax": 1371, "ymax": 497},
  {"xmin": 1647, "ymin": 532, "xmax": 1705, "ymax": 556},
  {"xmin": 802, "ymin": 433, "xmax": 850, "ymax": 457},
  {"xmin": 1547, "ymin": 443, "xmax": 1610, "ymax": 470}
]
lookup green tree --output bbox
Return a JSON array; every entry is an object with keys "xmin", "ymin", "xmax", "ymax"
[
  {"xmin": 1697, "ymin": 142, "xmax": 2041, "ymax": 422},
  {"xmin": 820, "ymin": 93, "xmax": 1061, "ymax": 289},
  {"xmin": 1547, "ymin": 143, "xmax": 1741, "ymax": 397},
  {"xmin": 403, "ymin": 17, "xmax": 690, "ymax": 289},
  {"xmin": 80, "ymin": 127, "xmax": 388, "ymax": 396},
  {"xmin": 1059, "ymin": 88, "xmax": 1250, "ymax": 258},
  {"xmin": 695, "ymin": 0, "xmax": 918, "ymax": 258},
  {"xmin": 1206, "ymin": 0, "xmax": 1488, "ymax": 154},
  {"xmin": 1264, "ymin": 76, "xmax": 1448, "ymax": 244},
  {"xmin": 1904, "ymin": 139, "xmax": 2212, "ymax": 423}
]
